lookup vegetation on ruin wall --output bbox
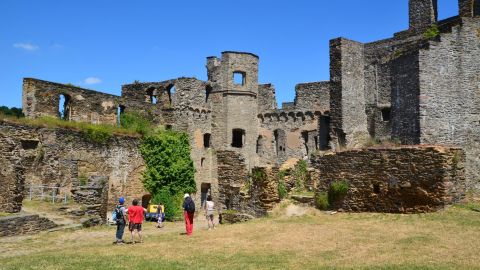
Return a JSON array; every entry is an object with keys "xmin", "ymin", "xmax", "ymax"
[
  {"xmin": 424, "ymin": 24, "xmax": 440, "ymax": 39},
  {"xmin": 140, "ymin": 130, "xmax": 196, "ymax": 221},
  {"xmin": 0, "ymin": 114, "xmax": 140, "ymax": 144},
  {"xmin": 315, "ymin": 180, "xmax": 349, "ymax": 211}
]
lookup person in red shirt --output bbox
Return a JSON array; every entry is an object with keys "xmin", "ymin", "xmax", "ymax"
[{"xmin": 127, "ymin": 199, "xmax": 146, "ymax": 244}]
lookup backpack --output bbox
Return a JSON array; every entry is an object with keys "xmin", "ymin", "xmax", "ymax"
[
  {"xmin": 185, "ymin": 198, "xmax": 195, "ymax": 213},
  {"xmin": 112, "ymin": 205, "xmax": 124, "ymax": 223}
]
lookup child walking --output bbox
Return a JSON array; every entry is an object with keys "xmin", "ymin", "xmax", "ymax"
[{"xmin": 205, "ymin": 195, "xmax": 216, "ymax": 230}]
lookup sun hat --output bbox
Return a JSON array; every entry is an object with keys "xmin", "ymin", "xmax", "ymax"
[{"xmin": 184, "ymin": 193, "xmax": 190, "ymax": 199}]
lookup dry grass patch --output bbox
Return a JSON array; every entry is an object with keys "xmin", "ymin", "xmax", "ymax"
[{"xmin": 1, "ymin": 203, "xmax": 479, "ymax": 269}]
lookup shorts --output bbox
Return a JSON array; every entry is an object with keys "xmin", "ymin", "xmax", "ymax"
[
  {"xmin": 129, "ymin": 223, "xmax": 142, "ymax": 232},
  {"xmin": 207, "ymin": 211, "xmax": 214, "ymax": 220}
]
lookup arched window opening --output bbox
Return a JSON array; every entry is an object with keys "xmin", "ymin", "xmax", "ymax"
[
  {"xmin": 274, "ymin": 129, "xmax": 286, "ymax": 155},
  {"xmin": 232, "ymin": 129, "xmax": 245, "ymax": 148},
  {"xmin": 319, "ymin": 116, "xmax": 331, "ymax": 150},
  {"xmin": 58, "ymin": 94, "xmax": 71, "ymax": 120},
  {"xmin": 146, "ymin": 88, "xmax": 157, "ymax": 104},
  {"xmin": 201, "ymin": 157, "xmax": 205, "ymax": 167},
  {"xmin": 117, "ymin": 105, "xmax": 125, "ymax": 126},
  {"xmin": 302, "ymin": 131, "xmax": 310, "ymax": 156},
  {"xmin": 205, "ymin": 85, "xmax": 212, "ymax": 103},
  {"xmin": 200, "ymin": 183, "xmax": 211, "ymax": 209},
  {"xmin": 167, "ymin": 85, "xmax": 176, "ymax": 106},
  {"xmin": 203, "ymin": 133, "xmax": 211, "ymax": 148},
  {"xmin": 256, "ymin": 135, "xmax": 266, "ymax": 156}
]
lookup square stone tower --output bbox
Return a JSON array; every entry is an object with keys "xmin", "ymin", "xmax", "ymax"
[{"xmin": 207, "ymin": 51, "xmax": 260, "ymax": 169}]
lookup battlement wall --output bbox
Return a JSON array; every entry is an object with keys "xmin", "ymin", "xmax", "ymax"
[{"xmin": 294, "ymin": 81, "xmax": 330, "ymax": 113}]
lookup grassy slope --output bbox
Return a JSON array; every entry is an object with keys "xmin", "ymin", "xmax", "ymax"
[{"xmin": 1, "ymin": 204, "xmax": 479, "ymax": 270}]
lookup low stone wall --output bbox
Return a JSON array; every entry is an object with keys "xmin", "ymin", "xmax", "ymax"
[
  {"xmin": 0, "ymin": 214, "xmax": 56, "ymax": 237},
  {"xmin": 217, "ymin": 150, "xmax": 280, "ymax": 217},
  {"xmin": 311, "ymin": 146, "xmax": 466, "ymax": 213}
]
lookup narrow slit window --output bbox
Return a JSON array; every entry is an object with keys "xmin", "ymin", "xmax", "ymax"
[
  {"xmin": 203, "ymin": 133, "xmax": 211, "ymax": 148},
  {"xmin": 381, "ymin": 108, "xmax": 391, "ymax": 122}
]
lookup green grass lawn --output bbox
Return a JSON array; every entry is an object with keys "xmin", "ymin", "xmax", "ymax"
[{"xmin": 1, "ymin": 203, "xmax": 479, "ymax": 270}]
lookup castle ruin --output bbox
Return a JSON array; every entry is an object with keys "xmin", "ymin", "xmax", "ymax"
[{"xmin": 1, "ymin": 0, "xmax": 479, "ymax": 224}]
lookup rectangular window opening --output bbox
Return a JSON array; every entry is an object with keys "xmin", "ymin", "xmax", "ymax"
[
  {"xmin": 232, "ymin": 129, "xmax": 245, "ymax": 148},
  {"xmin": 381, "ymin": 108, "xmax": 391, "ymax": 122},
  {"xmin": 233, "ymin": 72, "xmax": 245, "ymax": 86}
]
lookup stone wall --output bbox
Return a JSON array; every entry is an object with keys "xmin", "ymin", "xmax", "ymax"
[
  {"xmin": 0, "ymin": 214, "xmax": 56, "ymax": 237},
  {"xmin": 418, "ymin": 17, "xmax": 480, "ymax": 189},
  {"xmin": 0, "ymin": 121, "xmax": 147, "ymax": 217},
  {"xmin": 329, "ymin": 38, "xmax": 369, "ymax": 149},
  {"xmin": 217, "ymin": 150, "xmax": 280, "ymax": 217},
  {"xmin": 294, "ymin": 81, "xmax": 330, "ymax": 113},
  {"xmin": 22, "ymin": 78, "xmax": 118, "ymax": 125},
  {"xmin": 311, "ymin": 146, "xmax": 466, "ymax": 213},
  {"xmin": 409, "ymin": 0, "xmax": 438, "ymax": 32}
]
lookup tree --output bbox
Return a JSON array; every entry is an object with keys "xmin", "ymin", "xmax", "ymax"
[{"xmin": 140, "ymin": 130, "xmax": 196, "ymax": 197}]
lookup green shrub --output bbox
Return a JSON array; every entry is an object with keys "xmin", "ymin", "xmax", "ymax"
[
  {"xmin": 278, "ymin": 177, "xmax": 287, "ymax": 200},
  {"xmin": 293, "ymin": 160, "xmax": 308, "ymax": 191},
  {"xmin": 140, "ymin": 130, "xmax": 196, "ymax": 197},
  {"xmin": 424, "ymin": 24, "xmax": 440, "ymax": 39},
  {"xmin": 328, "ymin": 180, "xmax": 349, "ymax": 205},
  {"xmin": 151, "ymin": 189, "xmax": 184, "ymax": 221},
  {"xmin": 315, "ymin": 192, "xmax": 330, "ymax": 210},
  {"xmin": 84, "ymin": 125, "xmax": 112, "ymax": 144},
  {"xmin": 78, "ymin": 175, "xmax": 88, "ymax": 186},
  {"xmin": 120, "ymin": 112, "xmax": 151, "ymax": 135}
]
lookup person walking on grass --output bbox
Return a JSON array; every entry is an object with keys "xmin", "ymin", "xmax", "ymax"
[
  {"xmin": 156, "ymin": 203, "xmax": 165, "ymax": 228},
  {"xmin": 127, "ymin": 199, "xmax": 146, "ymax": 244},
  {"xmin": 114, "ymin": 197, "xmax": 127, "ymax": 244},
  {"xmin": 182, "ymin": 193, "xmax": 195, "ymax": 236},
  {"xmin": 205, "ymin": 195, "xmax": 216, "ymax": 230}
]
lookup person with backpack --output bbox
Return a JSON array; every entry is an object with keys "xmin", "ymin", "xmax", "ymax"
[
  {"xmin": 113, "ymin": 197, "xmax": 127, "ymax": 244},
  {"xmin": 182, "ymin": 193, "xmax": 195, "ymax": 236}
]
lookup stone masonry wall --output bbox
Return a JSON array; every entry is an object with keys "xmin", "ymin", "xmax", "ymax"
[
  {"xmin": 418, "ymin": 18, "xmax": 480, "ymax": 189},
  {"xmin": 0, "ymin": 121, "xmax": 147, "ymax": 218},
  {"xmin": 22, "ymin": 78, "xmax": 118, "ymax": 125},
  {"xmin": 0, "ymin": 214, "xmax": 57, "ymax": 237},
  {"xmin": 329, "ymin": 38, "xmax": 369, "ymax": 149},
  {"xmin": 311, "ymin": 146, "xmax": 466, "ymax": 213}
]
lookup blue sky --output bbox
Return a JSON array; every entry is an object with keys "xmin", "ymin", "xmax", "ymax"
[{"xmin": 0, "ymin": 0, "xmax": 458, "ymax": 108}]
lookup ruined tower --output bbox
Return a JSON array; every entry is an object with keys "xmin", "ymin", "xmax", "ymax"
[
  {"xmin": 459, "ymin": 0, "xmax": 480, "ymax": 17},
  {"xmin": 409, "ymin": 0, "xmax": 438, "ymax": 31},
  {"xmin": 207, "ymin": 52, "xmax": 260, "ymax": 169}
]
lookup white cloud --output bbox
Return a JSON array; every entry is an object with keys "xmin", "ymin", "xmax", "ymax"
[
  {"xmin": 13, "ymin": 42, "xmax": 39, "ymax": 51},
  {"xmin": 84, "ymin": 77, "xmax": 102, "ymax": 85}
]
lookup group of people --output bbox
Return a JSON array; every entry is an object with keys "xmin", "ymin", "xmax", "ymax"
[{"xmin": 114, "ymin": 193, "xmax": 216, "ymax": 244}]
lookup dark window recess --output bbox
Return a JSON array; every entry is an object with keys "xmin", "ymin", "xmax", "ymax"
[
  {"xmin": 203, "ymin": 133, "xmax": 211, "ymax": 148},
  {"xmin": 21, "ymin": 140, "xmax": 39, "ymax": 150},
  {"xmin": 373, "ymin": 184, "xmax": 381, "ymax": 194},
  {"xmin": 201, "ymin": 158, "xmax": 205, "ymax": 167},
  {"xmin": 302, "ymin": 131, "xmax": 309, "ymax": 155},
  {"xmin": 381, "ymin": 108, "xmax": 391, "ymax": 122},
  {"xmin": 165, "ymin": 125, "xmax": 173, "ymax": 130},
  {"xmin": 274, "ymin": 129, "xmax": 286, "ymax": 155},
  {"xmin": 319, "ymin": 116, "xmax": 331, "ymax": 150},
  {"xmin": 475, "ymin": 0, "xmax": 480, "ymax": 16},
  {"xmin": 233, "ymin": 72, "xmax": 245, "ymax": 86},
  {"xmin": 205, "ymin": 85, "xmax": 212, "ymax": 103},
  {"xmin": 232, "ymin": 129, "xmax": 245, "ymax": 148},
  {"xmin": 200, "ymin": 183, "xmax": 211, "ymax": 208}
]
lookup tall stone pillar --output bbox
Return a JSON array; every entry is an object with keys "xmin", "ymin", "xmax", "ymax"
[{"xmin": 409, "ymin": 0, "xmax": 438, "ymax": 31}]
